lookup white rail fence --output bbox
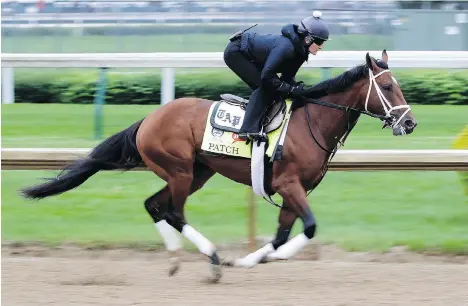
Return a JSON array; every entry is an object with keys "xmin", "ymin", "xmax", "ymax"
[
  {"xmin": 2, "ymin": 51, "xmax": 468, "ymax": 105},
  {"xmin": 2, "ymin": 148, "xmax": 468, "ymax": 171}
]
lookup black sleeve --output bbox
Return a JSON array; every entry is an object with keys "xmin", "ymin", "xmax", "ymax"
[
  {"xmin": 260, "ymin": 43, "xmax": 295, "ymax": 94},
  {"xmin": 279, "ymin": 59, "xmax": 304, "ymax": 85}
]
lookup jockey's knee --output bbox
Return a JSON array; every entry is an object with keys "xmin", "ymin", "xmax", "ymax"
[
  {"xmin": 223, "ymin": 43, "xmax": 238, "ymax": 66},
  {"xmin": 223, "ymin": 50, "xmax": 230, "ymax": 66}
]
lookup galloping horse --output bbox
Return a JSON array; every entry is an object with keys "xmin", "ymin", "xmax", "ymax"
[{"xmin": 22, "ymin": 50, "xmax": 417, "ymax": 282}]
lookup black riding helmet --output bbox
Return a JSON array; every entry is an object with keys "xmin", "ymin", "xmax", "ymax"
[{"xmin": 297, "ymin": 11, "xmax": 330, "ymax": 46}]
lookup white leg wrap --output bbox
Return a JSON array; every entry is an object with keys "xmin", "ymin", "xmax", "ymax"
[
  {"xmin": 182, "ymin": 224, "xmax": 215, "ymax": 256},
  {"xmin": 234, "ymin": 243, "xmax": 274, "ymax": 268},
  {"xmin": 266, "ymin": 233, "xmax": 309, "ymax": 261},
  {"xmin": 155, "ymin": 220, "xmax": 182, "ymax": 252}
]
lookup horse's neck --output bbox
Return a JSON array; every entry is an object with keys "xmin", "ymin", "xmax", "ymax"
[{"xmin": 306, "ymin": 84, "xmax": 362, "ymax": 151}]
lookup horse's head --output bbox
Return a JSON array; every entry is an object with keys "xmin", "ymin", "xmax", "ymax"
[{"xmin": 361, "ymin": 50, "xmax": 417, "ymax": 136}]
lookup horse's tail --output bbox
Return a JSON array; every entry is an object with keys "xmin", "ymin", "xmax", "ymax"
[{"xmin": 21, "ymin": 119, "xmax": 145, "ymax": 200}]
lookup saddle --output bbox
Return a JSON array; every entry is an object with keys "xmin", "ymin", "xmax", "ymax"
[
  {"xmin": 202, "ymin": 93, "xmax": 293, "ymax": 207},
  {"xmin": 211, "ymin": 93, "xmax": 287, "ymax": 134}
]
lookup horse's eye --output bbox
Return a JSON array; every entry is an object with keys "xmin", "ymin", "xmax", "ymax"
[{"xmin": 382, "ymin": 84, "xmax": 393, "ymax": 91}]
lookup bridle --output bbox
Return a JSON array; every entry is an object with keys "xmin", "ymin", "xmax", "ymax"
[
  {"xmin": 365, "ymin": 69, "xmax": 411, "ymax": 130},
  {"xmin": 302, "ymin": 68, "xmax": 411, "ymax": 126}
]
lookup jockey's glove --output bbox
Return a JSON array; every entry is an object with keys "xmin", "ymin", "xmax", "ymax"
[
  {"xmin": 289, "ymin": 83, "xmax": 306, "ymax": 97},
  {"xmin": 293, "ymin": 80, "xmax": 305, "ymax": 87},
  {"xmin": 275, "ymin": 80, "xmax": 306, "ymax": 98}
]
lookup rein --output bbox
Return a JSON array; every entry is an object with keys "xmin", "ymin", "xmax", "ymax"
[
  {"xmin": 300, "ymin": 96, "xmax": 389, "ymax": 121},
  {"xmin": 301, "ymin": 97, "xmax": 361, "ymax": 155},
  {"xmin": 300, "ymin": 94, "xmax": 382, "ymax": 155},
  {"xmin": 301, "ymin": 99, "xmax": 361, "ymax": 197}
]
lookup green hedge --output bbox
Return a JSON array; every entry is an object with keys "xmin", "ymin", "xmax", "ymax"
[{"xmin": 14, "ymin": 70, "xmax": 468, "ymax": 105}]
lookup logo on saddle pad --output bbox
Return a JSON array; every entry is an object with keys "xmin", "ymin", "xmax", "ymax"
[
  {"xmin": 211, "ymin": 128, "xmax": 224, "ymax": 137},
  {"xmin": 211, "ymin": 102, "xmax": 246, "ymax": 133},
  {"xmin": 216, "ymin": 110, "xmax": 242, "ymax": 128}
]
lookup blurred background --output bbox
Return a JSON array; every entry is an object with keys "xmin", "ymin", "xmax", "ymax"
[
  {"xmin": 2, "ymin": 0, "xmax": 468, "ymax": 52},
  {"xmin": 1, "ymin": 0, "xmax": 467, "ymax": 261}
]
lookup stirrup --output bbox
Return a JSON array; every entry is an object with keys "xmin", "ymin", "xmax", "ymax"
[{"xmin": 238, "ymin": 132, "xmax": 267, "ymax": 144}]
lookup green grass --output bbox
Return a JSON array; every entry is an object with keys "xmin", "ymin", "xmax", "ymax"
[
  {"xmin": 1, "ymin": 103, "xmax": 467, "ymax": 254},
  {"xmin": 1, "ymin": 104, "xmax": 153, "ymax": 148},
  {"xmin": 2, "ymin": 104, "xmax": 467, "ymax": 149},
  {"xmin": 2, "ymin": 34, "xmax": 391, "ymax": 53},
  {"xmin": 2, "ymin": 170, "xmax": 467, "ymax": 254}
]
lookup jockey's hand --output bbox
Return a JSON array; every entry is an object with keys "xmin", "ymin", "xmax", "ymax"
[
  {"xmin": 276, "ymin": 80, "xmax": 306, "ymax": 98},
  {"xmin": 289, "ymin": 83, "xmax": 306, "ymax": 97},
  {"xmin": 293, "ymin": 80, "xmax": 305, "ymax": 87}
]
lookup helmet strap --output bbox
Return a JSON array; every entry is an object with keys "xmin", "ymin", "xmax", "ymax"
[{"xmin": 304, "ymin": 35, "xmax": 314, "ymax": 46}]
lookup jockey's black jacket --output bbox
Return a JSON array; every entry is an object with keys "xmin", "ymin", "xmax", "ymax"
[{"xmin": 238, "ymin": 23, "xmax": 309, "ymax": 92}]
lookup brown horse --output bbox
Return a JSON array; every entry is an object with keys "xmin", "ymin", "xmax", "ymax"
[{"xmin": 22, "ymin": 50, "xmax": 417, "ymax": 283}]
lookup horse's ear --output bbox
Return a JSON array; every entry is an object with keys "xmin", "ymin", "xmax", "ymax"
[
  {"xmin": 382, "ymin": 49, "xmax": 388, "ymax": 63},
  {"xmin": 365, "ymin": 52, "xmax": 376, "ymax": 70}
]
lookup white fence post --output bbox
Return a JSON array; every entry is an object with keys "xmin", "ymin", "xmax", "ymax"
[
  {"xmin": 1, "ymin": 67, "xmax": 14, "ymax": 104},
  {"xmin": 161, "ymin": 67, "xmax": 175, "ymax": 105}
]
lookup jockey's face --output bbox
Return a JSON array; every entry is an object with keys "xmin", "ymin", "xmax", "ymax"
[{"xmin": 308, "ymin": 42, "xmax": 323, "ymax": 55}]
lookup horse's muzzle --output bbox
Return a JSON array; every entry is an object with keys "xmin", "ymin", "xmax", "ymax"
[{"xmin": 391, "ymin": 118, "xmax": 417, "ymax": 136}]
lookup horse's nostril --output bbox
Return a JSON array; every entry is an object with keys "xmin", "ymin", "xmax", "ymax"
[{"xmin": 404, "ymin": 119, "xmax": 415, "ymax": 128}]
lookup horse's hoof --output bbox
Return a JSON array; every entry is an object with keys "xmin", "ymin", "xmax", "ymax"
[
  {"xmin": 209, "ymin": 264, "xmax": 222, "ymax": 283},
  {"xmin": 168, "ymin": 263, "xmax": 180, "ymax": 276},
  {"xmin": 227, "ymin": 256, "xmax": 261, "ymax": 269},
  {"xmin": 168, "ymin": 256, "xmax": 180, "ymax": 276},
  {"xmin": 220, "ymin": 257, "xmax": 235, "ymax": 267}
]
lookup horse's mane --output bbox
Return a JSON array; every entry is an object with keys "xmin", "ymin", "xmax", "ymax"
[{"xmin": 304, "ymin": 59, "xmax": 389, "ymax": 98}]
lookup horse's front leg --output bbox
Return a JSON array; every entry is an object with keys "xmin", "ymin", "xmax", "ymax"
[
  {"xmin": 266, "ymin": 179, "xmax": 316, "ymax": 261},
  {"xmin": 228, "ymin": 203, "xmax": 297, "ymax": 268}
]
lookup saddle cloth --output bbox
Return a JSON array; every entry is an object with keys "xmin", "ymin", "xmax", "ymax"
[{"xmin": 201, "ymin": 94, "xmax": 292, "ymax": 159}]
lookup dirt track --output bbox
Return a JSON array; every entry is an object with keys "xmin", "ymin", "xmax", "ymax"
[{"xmin": 2, "ymin": 245, "xmax": 468, "ymax": 306}]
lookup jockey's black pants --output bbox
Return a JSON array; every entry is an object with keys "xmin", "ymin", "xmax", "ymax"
[{"xmin": 223, "ymin": 39, "xmax": 276, "ymax": 134}]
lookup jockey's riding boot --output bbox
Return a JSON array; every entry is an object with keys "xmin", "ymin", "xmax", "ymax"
[{"xmin": 238, "ymin": 87, "xmax": 268, "ymax": 141}]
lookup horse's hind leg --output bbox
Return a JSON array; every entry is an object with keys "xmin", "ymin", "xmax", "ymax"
[
  {"xmin": 144, "ymin": 185, "xmax": 182, "ymax": 276},
  {"xmin": 165, "ymin": 161, "xmax": 222, "ymax": 282},
  {"xmin": 145, "ymin": 162, "xmax": 216, "ymax": 278}
]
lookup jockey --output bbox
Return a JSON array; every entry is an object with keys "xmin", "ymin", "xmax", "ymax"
[{"xmin": 224, "ymin": 11, "xmax": 330, "ymax": 141}]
